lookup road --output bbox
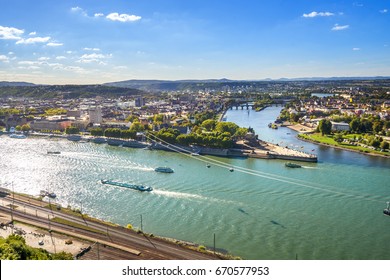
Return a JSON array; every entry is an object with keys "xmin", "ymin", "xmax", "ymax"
[{"xmin": 0, "ymin": 192, "xmax": 222, "ymax": 260}]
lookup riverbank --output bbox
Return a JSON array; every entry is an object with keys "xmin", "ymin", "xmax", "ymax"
[
  {"xmin": 14, "ymin": 131, "xmax": 318, "ymax": 163},
  {"xmin": 297, "ymin": 133, "xmax": 390, "ymax": 158},
  {"xmin": 284, "ymin": 123, "xmax": 316, "ymax": 133}
]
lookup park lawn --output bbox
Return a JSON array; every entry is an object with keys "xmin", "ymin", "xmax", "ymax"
[
  {"xmin": 298, "ymin": 133, "xmax": 390, "ymax": 156},
  {"xmin": 299, "ymin": 133, "xmax": 338, "ymax": 145}
]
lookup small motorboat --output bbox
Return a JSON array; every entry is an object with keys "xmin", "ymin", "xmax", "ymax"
[
  {"xmin": 384, "ymin": 201, "xmax": 390, "ymax": 216},
  {"xmin": 285, "ymin": 162, "xmax": 302, "ymax": 168},
  {"xmin": 154, "ymin": 167, "xmax": 174, "ymax": 173}
]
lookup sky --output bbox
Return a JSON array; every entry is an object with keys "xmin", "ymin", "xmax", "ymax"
[{"xmin": 0, "ymin": 0, "xmax": 389, "ymax": 84}]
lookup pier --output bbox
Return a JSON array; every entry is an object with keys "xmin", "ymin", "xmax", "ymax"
[{"xmin": 237, "ymin": 140, "xmax": 318, "ymax": 162}]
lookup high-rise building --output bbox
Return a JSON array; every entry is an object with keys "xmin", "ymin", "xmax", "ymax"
[
  {"xmin": 135, "ymin": 97, "xmax": 145, "ymax": 107},
  {"xmin": 88, "ymin": 107, "xmax": 102, "ymax": 124}
]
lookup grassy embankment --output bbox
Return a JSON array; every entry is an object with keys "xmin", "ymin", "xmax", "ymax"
[{"xmin": 298, "ymin": 133, "xmax": 390, "ymax": 157}]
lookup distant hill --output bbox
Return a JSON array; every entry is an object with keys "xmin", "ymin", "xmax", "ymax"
[
  {"xmin": 274, "ymin": 76, "xmax": 390, "ymax": 81},
  {"xmin": 104, "ymin": 77, "xmax": 390, "ymax": 91},
  {"xmin": 104, "ymin": 78, "xmax": 234, "ymax": 91},
  {"xmin": 0, "ymin": 81, "xmax": 37, "ymax": 87},
  {"xmin": 0, "ymin": 84, "xmax": 146, "ymax": 99}
]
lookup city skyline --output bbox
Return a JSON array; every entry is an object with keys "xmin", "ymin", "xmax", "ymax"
[{"xmin": 1, "ymin": 0, "xmax": 389, "ymax": 84}]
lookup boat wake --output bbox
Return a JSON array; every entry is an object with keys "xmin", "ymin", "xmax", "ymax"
[
  {"xmin": 152, "ymin": 189, "xmax": 236, "ymax": 204},
  {"xmin": 129, "ymin": 166, "xmax": 154, "ymax": 172},
  {"xmin": 153, "ymin": 189, "xmax": 206, "ymax": 200}
]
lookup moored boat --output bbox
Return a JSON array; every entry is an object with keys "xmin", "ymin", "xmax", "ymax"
[
  {"xmin": 92, "ymin": 137, "xmax": 106, "ymax": 144},
  {"xmin": 100, "ymin": 179, "xmax": 152, "ymax": 192},
  {"xmin": 9, "ymin": 134, "xmax": 27, "ymax": 139},
  {"xmin": 122, "ymin": 140, "xmax": 150, "ymax": 148},
  {"xmin": 47, "ymin": 151, "xmax": 61, "ymax": 154},
  {"xmin": 47, "ymin": 192, "xmax": 57, "ymax": 199},
  {"xmin": 154, "ymin": 167, "xmax": 174, "ymax": 173},
  {"xmin": 67, "ymin": 135, "xmax": 81, "ymax": 141},
  {"xmin": 285, "ymin": 162, "xmax": 302, "ymax": 168},
  {"xmin": 40, "ymin": 190, "xmax": 56, "ymax": 198},
  {"xmin": 107, "ymin": 138, "xmax": 124, "ymax": 146}
]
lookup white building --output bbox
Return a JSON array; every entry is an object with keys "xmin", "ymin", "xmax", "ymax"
[
  {"xmin": 88, "ymin": 107, "xmax": 102, "ymax": 124},
  {"xmin": 331, "ymin": 121, "xmax": 350, "ymax": 132}
]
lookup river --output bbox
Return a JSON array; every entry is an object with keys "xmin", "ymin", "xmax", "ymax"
[{"xmin": 1, "ymin": 106, "xmax": 389, "ymax": 259}]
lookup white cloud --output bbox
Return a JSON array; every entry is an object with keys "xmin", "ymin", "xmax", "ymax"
[
  {"xmin": 38, "ymin": 57, "xmax": 50, "ymax": 61},
  {"xmin": 47, "ymin": 63, "xmax": 63, "ymax": 69},
  {"xmin": 18, "ymin": 65, "xmax": 41, "ymax": 70},
  {"xmin": 71, "ymin": 7, "xmax": 83, "ymax": 13},
  {"xmin": 303, "ymin": 11, "xmax": 335, "ymax": 18},
  {"xmin": 84, "ymin": 47, "xmax": 100, "ymax": 51},
  {"xmin": 71, "ymin": 6, "xmax": 88, "ymax": 17},
  {"xmin": 352, "ymin": 47, "xmax": 360, "ymax": 51},
  {"xmin": 77, "ymin": 53, "xmax": 112, "ymax": 64},
  {"xmin": 47, "ymin": 42, "xmax": 63, "ymax": 47},
  {"xmin": 0, "ymin": 26, "xmax": 24, "ymax": 40},
  {"xmin": 332, "ymin": 24, "xmax": 349, "ymax": 31},
  {"xmin": 106, "ymin": 13, "xmax": 141, "ymax": 22},
  {"xmin": 16, "ymin": 36, "xmax": 51, "ymax": 44},
  {"xmin": 0, "ymin": 54, "xmax": 10, "ymax": 63},
  {"xmin": 29, "ymin": 31, "xmax": 37, "ymax": 36},
  {"xmin": 380, "ymin": 9, "xmax": 388, "ymax": 14},
  {"xmin": 81, "ymin": 53, "xmax": 107, "ymax": 59},
  {"xmin": 71, "ymin": 7, "xmax": 141, "ymax": 23},
  {"xmin": 63, "ymin": 66, "xmax": 87, "ymax": 74},
  {"xmin": 56, "ymin": 56, "xmax": 67, "ymax": 60},
  {"xmin": 18, "ymin": 60, "xmax": 43, "ymax": 66}
]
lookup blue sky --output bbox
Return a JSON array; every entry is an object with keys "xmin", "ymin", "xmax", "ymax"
[{"xmin": 0, "ymin": 0, "xmax": 389, "ymax": 84}]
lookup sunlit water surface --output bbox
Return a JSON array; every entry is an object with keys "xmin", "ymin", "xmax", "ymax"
[{"xmin": 1, "ymin": 106, "xmax": 389, "ymax": 259}]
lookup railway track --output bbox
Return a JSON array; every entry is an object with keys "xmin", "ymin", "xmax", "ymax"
[{"xmin": 0, "ymin": 194, "xmax": 221, "ymax": 260}]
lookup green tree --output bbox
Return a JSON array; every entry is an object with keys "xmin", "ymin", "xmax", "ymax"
[
  {"xmin": 121, "ymin": 129, "xmax": 136, "ymax": 139},
  {"xmin": 157, "ymin": 132, "xmax": 177, "ymax": 143},
  {"xmin": 370, "ymin": 137, "xmax": 381, "ymax": 148},
  {"xmin": 373, "ymin": 121, "xmax": 383, "ymax": 134},
  {"xmin": 194, "ymin": 110, "xmax": 216, "ymax": 125},
  {"xmin": 201, "ymin": 119, "xmax": 217, "ymax": 131},
  {"xmin": 51, "ymin": 251, "xmax": 73, "ymax": 260},
  {"xmin": 90, "ymin": 127, "xmax": 104, "ymax": 136},
  {"xmin": 21, "ymin": 124, "xmax": 30, "ymax": 131},
  {"xmin": 234, "ymin": 127, "xmax": 249, "ymax": 138},
  {"xmin": 215, "ymin": 122, "xmax": 239, "ymax": 135},
  {"xmin": 177, "ymin": 134, "xmax": 195, "ymax": 146},
  {"xmin": 289, "ymin": 113, "xmax": 300, "ymax": 123},
  {"xmin": 334, "ymin": 133, "xmax": 343, "ymax": 143},
  {"xmin": 318, "ymin": 119, "xmax": 332, "ymax": 135},
  {"xmin": 153, "ymin": 114, "xmax": 164, "ymax": 124},
  {"xmin": 0, "ymin": 234, "xmax": 74, "ymax": 260},
  {"xmin": 350, "ymin": 118, "xmax": 361, "ymax": 133},
  {"xmin": 104, "ymin": 128, "xmax": 121, "ymax": 138},
  {"xmin": 65, "ymin": 126, "xmax": 80, "ymax": 135},
  {"xmin": 360, "ymin": 119, "xmax": 373, "ymax": 133},
  {"xmin": 45, "ymin": 108, "xmax": 67, "ymax": 116},
  {"xmin": 125, "ymin": 114, "xmax": 139, "ymax": 123},
  {"xmin": 380, "ymin": 141, "xmax": 389, "ymax": 150},
  {"xmin": 130, "ymin": 121, "xmax": 144, "ymax": 133}
]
